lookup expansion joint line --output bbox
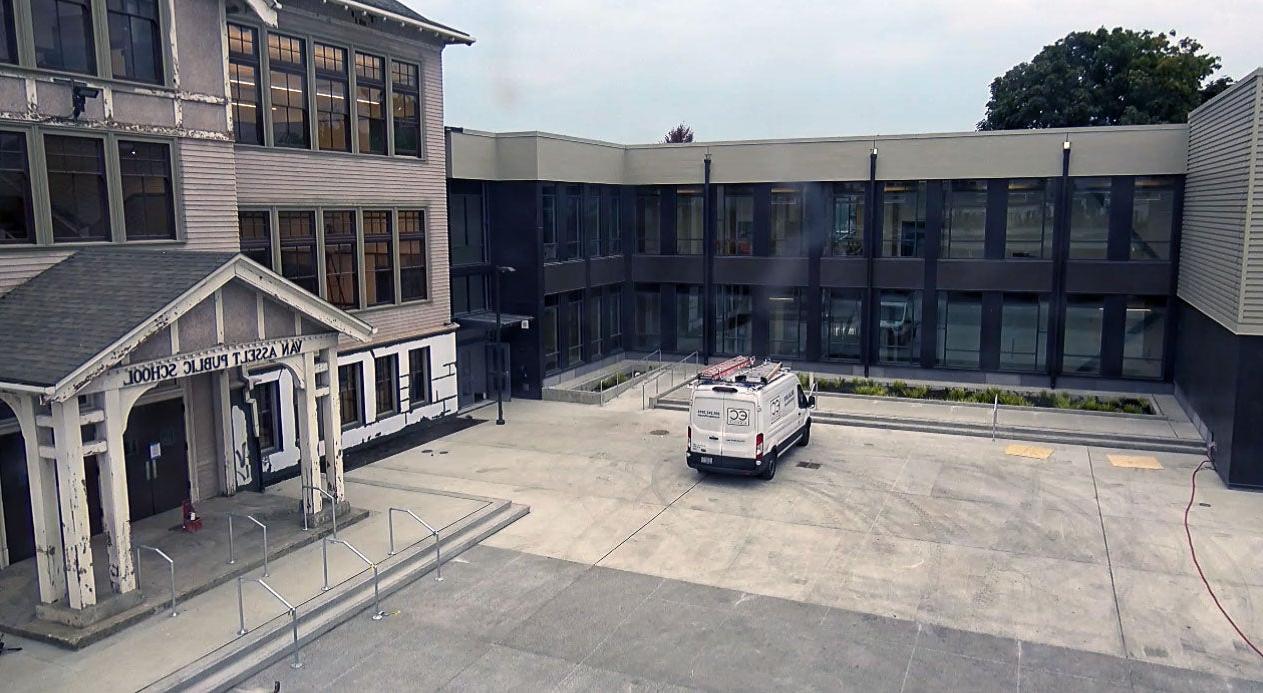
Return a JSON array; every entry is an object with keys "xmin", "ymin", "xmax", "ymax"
[
  {"xmin": 1086, "ymin": 449, "xmax": 1129, "ymax": 657},
  {"xmin": 593, "ymin": 476, "xmax": 703, "ymax": 567}
]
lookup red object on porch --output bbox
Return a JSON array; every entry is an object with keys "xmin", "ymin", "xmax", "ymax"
[
  {"xmin": 698, "ymin": 355, "xmax": 754, "ymax": 382},
  {"xmin": 181, "ymin": 499, "xmax": 202, "ymax": 533}
]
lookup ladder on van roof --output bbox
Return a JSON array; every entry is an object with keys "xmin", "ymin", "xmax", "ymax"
[{"xmin": 697, "ymin": 356, "xmax": 784, "ymax": 387}]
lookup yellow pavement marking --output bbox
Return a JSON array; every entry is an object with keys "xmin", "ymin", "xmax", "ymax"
[
  {"xmin": 1107, "ymin": 454, "xmax": 1163, "ymax": 470},
  {"xmin": 1005, "ymin": 444, "xmax": 1054, "ymax": 460}
]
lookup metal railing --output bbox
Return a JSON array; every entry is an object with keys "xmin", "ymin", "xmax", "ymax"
[
  {"xmin": 300, "ymin": 484, "xmax": 337, "ymax": 536},
  {"xmin": 641, "ymin": 351, "xmax": 701, "ymax": 409},
  {"xmin": 236, "ymin": 576, "xmax": 302, "ymax": 669},
  {"xmin": 134, "ymin": 544, "xmax": 177, "ymax": 617},
  {"xmin": 227, "ymin": 513, "xmax": 269, "ymax": 576},
  {"xmin": 321, "ymin": 537, "xmax": 385, "ymax": 620},
  {"xmin": 386, "ymin": 507, "xmax": 443, "ymax": 581},
  {"xmin": 991, "ymin": 394, "xmax": 999, "ymax": 441}
]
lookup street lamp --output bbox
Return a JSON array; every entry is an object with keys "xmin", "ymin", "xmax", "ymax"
[{"xmin": 494, "ymin": 266, "xmax": 516, "ymax": 425}]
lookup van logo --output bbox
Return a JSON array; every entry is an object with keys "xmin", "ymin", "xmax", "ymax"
[{"xmin": 727, "ymin": 408, "xmax": 749, "ymax": 425}]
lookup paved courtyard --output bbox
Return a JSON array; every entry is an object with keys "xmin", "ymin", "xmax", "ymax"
[{"xmin": 247, "ymin": 395, "xmax": 1263, "ymax": 688}]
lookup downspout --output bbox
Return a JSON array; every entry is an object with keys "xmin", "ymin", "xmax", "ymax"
[
  {"xmin": 1049, "ymin": 139, "xmax": 1072, "ymax": 390},
  {"xmin": 863, "ymin": 146, "xmax": 878, "ymax": 378},
  {"xmin": 703, "ymin": 152, "xmax": 713, "ymax": 363}
]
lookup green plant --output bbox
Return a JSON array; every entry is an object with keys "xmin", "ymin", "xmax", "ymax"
[{"xmin": 851, "ymin": 380, "xmax": 888, "ymax": 396}]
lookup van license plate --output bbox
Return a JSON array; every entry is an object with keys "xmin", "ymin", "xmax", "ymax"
[{"xmin": 700, "ymin": 456, "xmax": 713, "ymax": 465}]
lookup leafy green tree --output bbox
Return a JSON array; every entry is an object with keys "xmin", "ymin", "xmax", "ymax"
[{"xmin": 979, "ymin": 28, "xmax": 1232, "ymax": 130}]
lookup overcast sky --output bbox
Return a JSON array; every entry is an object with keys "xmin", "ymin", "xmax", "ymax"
[{"xmin": 410, "ymin": 0, "xmax": 1262, "ymax": 144}]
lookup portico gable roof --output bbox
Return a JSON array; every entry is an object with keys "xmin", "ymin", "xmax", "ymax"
[{"xmin": 0, "ymin": 248, "xmax": 375, "ymax": 402}]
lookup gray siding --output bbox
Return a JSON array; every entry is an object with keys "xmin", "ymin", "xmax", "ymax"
[
  {"xmin": 181, "ymin": 140, "xmax": 241, "ymax": 252},
  {"xmin": 1243, "ymin": 76, "xmax": 1263, "ymax": 330},
  {"xmin": 1181, "ymin": 71, "xmax": 1260, "ymax": 333}
]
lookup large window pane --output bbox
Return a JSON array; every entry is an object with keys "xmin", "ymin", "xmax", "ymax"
[
  {"xmin": 543, "ymin": 295, "xmax": 559, "ymax": 372},
  {"xmin": 0, "ymin": 0, "xmax": 17, "ymax": 64},
  {"xmin": 542, "ymin": 184, "xmax": 557, "ymax": 261},
  {"xmin": 268, "ymin": 34, "xmax": 309, "ymax": 148},
  {"xmin": 675, "ymin": 285, "xmax": 703, "ymax": 353},
  {"xmin": 1005, "ymin": 178, "xmax": 1053, "ymax": 259},
  {"xmin": 118, "ymin": 140, "xmax": 174, "ymax": 240},
  {"xmin": 565, "ymin": 291, "xmax": 583, "ymax": 364},
  {"xmin": 1131, "ymin": 177, "xmax": 1175, "ymax": 261},
  {"xmin": 943, "ymin": 180, "xmax": 986, "ymax": 259},
  {"xmin": 363, "ymin": 210, "xmax": 393, "ymax": 306},
  {"xmin": 252, "ymin": 382, "xmax": 280, "ymax": 453},
  {"xmin": 314, "ymin": 43, "xmax": 350, "ymax": 152},
  {"xmin": 999, "ymin": 294, "xmax": 1048, "ymax": 372},
  {"xmin": 32, "ymin": 0, "xmax": 95, "ymax": 74},
  {"xmin": 584, "ymin": 192, "xmax": 601, "ymax": 257},
  {"xmin": 634, "ymin": 284, "xmax": 660, "ymax": 350},
  {"xmin": 714, "ymin": 285, "xmax": 752, "ymax": 354},
  {"xmin": 589, "ymin": 290, "xmax": 603, "ymax": 359},
  {"xmin": 355, "ymin": 52, "xmax": 386, "ymax": 154},
  {"xmin": 675, "ymin": 188, "xmax": 703, "ymax": 254},
  {"xmin": 46, "ymin": 135, "xmax": 108, "ymax": 242},
  {"xmin": 278, "ymin": 211, "xmax": 317, "ymax": 294},
  {"xmin": 1069, "ymin": 178, "xmax": 1110, "ymax": 259},
  {"xmin": 1062, "ymin": 295, "xmax": 1104, "ymax": 375},
  {"xmin": 399, "ymin": 210, "xmax": 427, "ymax": 301},
  {"xmin": 718, "ymin": 188, "xmax": 753, "ymax": 256},
  {"xmin": 562, "ymin": 185, "xmax": 580, "ymax": 260},
  {"xmin": 1122, "ymin": 296, "xmax": 1166, "ymax": 378},
  {"xmin": 936, "ymin": 292, "xmax": 982, "ymax": 369},
  {"xmin": 338, "ymin": 363, "xmax": 362, "ymax": 428},
  {"xmin": 238, "ymin": 211, "xmax": 271, "ymax": 267},
  {"xmin": 603, "ymin": 190, "xmax": 621, "ymax": 254},
  {"xmin": 829, "ymin": 183, "xmax": 864, "ymax": 256},
  {"xmin": 227, "ymin": 24, "xmax": 262, "ymax": 145},
  {"xmin": 881, "ymin": 182, "xmax": 926, "ymax": 258},
  {"xmin": 769, "ymin": 289, "xmax": 806, "ymax": 358},
  {"xmin": 771, "ymin": 187, "xmax": 804, "ymax": 256},
  {"xmin": 636, "ymin": 189, "xmax": 660, "ymax": 254},
  {"xmin": 822, "ymin": 289, "xmax": 862, "ymax": 361},
  {"xmin": 107, "ymin": 0, "xmax": 161, "ymax": 83},
  {"xmin": 390, "ymin": 60, "xmax": 421, "ymax": 157},
  {"xmin": 449, "ymin": 191, "xmax": 484, "ymax": 265},
  {"xmin": 0, "ymin": 132, "xmax": 33, "ymax": 243},
  {"xmin": 606, "ymin": 287, "xmax": 623, "ymax": 351},
  {"xmin": 407, "ymin": 347, "xmax": 431, "ymax": 407},
  {"xmin": 374, "ymin": 354, "xmax": 398, "ymax": 417},
  {"xmin": 877, "ymin": 290, "xmax": 921, "ymax": 364},
  {"xmin": 323, "ymin": 210, "xmax": 357, "ymax": 309}
]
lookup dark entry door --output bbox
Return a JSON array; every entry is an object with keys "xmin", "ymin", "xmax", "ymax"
[
  {"xmin": 124, "ymin": 399, "xmax": 190, "ymax": 521},
  {"xmin": 457, "ymin": 342, "xmax": 487, "ymax": 408},
  {"xmin": 0, "ymin": 430, "xmax": 34, "ymax": 562}
]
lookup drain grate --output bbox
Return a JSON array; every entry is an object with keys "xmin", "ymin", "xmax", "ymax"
[
  {"xmin": 796, "ymin": 461, "xmax": 821, "ymax": 469},
  {"xmin": 649, "ymin": 429, "xmax": 670, "ymax": 436}
]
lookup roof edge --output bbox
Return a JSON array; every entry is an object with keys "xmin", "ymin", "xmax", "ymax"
[{"xmin": 328, "ymin": 0, "xmax": 474, "ymax": 45}]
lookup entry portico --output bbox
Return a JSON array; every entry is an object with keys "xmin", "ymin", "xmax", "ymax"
[{"xmin": 0, "ymin": 248, "xmax": 373, "ymax": 618}]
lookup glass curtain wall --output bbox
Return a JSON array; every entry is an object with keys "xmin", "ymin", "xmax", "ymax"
[
  {"xmin": 1006, "ymin": 179, "xmax": 1054, "ymax": 259},
  {"xmin": 714, "ymin": 285, "xmax": 752, "ymax": 354},
  {"xmin": 829, "ymin": 183, "xmax": 865, "ymax": 256},
  {"xmin": 822, "ymin": 289, "xmax": 862, "ymax": 361},
  {"xmin": 881, "ymin": 181, "xmax": 927, "ymax": 257},
  {"xmin": 1069, "ymin": 178, "xmax": 1110, "ymax": 259},
  {"xmin": 943, "ymin": 180, "xmax": 986, "ymax": 258},
  {"xmin": 1122, "ymin": 296, "xmax": 1166, "ymax": 378},
  {"xmin": 999, "ymin": 294, "xmax": 1048, "ymax": 372},
  {"xmin": 1063, "ymin": 295, "xmax": 1105, "ymax": 375},
  {"xmin": 718, "ymin": 188, "xmax": 753, "ymax": 255},
  {"xmin": 876, "ymin": 289, "xmax": 921, "ymax": 364},
  {"xmin": 675, "ymin": 285, "xmax": 704, "ymax": 353},
  {"xmin": 936, "ymin": 292, "xmax": 982, "ymax": 368},
  {"xmin": 769, "ymin": 289, "xmax": 807, "ymax": 358},
  {"xmin": 676, "ymin": 188, "xmax": 703, "ymax": 254},
  {"xmin": 634, "ymin": 285, "xmax": 660, "ymax": 350},
  {"xmin": 770, "ymin": 187, "xmax": 804, "ymax": 256}
]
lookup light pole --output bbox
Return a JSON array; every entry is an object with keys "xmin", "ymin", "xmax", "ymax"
[{"xmin": 494, "ymin": 266, "xmax": 516, "ymax": 425}]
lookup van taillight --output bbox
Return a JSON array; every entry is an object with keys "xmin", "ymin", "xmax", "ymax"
[
  {"xmin": 755, "ymin": 433, "xmax": 764, "ymax": 460},
  {"xmin": 687, "ymin": 426, "xmax": 692, "ymax": 443}
]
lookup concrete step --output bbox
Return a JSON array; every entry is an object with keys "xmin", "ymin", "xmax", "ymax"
[
  {"xmin": 654, "ymin": 399, "xmax": 1207, "ymax": 455},
  {"xmin": 140, "ymin": 499, "xmax": 529, "ymax": 693}
]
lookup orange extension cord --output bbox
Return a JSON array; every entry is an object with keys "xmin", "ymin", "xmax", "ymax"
[{"xmin": 1184, "ymin": 459, "xmax": 1263, "ymax": 660}]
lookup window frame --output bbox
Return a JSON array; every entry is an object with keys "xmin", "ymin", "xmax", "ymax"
[
  {"xmin": 12, "ymin": 0, "xmax": 174, "ymax": 86},
  {"xmin": 406, "ymin": 347, "xmax": 432, "ymax": 410},
  {"xmin": 373, "ymin": 353, "xmax": 399, "ymax": 418}
]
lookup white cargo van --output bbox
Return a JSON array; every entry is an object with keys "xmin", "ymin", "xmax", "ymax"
[{"xmin": 686, "ymin": 357, "xmax": 815, "ymax": 479}]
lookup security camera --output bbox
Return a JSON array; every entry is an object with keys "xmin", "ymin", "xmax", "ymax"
[{"xmin": 70, "ymin": 81, "xmax": 101, "ymax": 120}]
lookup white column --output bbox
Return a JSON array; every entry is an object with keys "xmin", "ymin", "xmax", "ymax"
[
  {"xmin": 99, "ymin": 389, "xmax": 136, "ymax": 594},
  {"xmin": 294, "ymin": 353, "xmax": 323, "ymax": 519},
  {"xmin": 214, "ymin": 371, "xmax": 237, "ymax": 496},
  {"xmin": 52, "ymin": 398, "xmax": 96, "ymax": 609},
  {"xmin": 320, "ymin": 347, "xmax": 345, "ymax": 504},
  {"xmin": 12, "ymin": 395, "xmax": 65, "ymax": 604}
]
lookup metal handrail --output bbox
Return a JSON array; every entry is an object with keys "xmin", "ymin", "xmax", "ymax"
[
  {"xmin": 321, "ymin": 537, "xmax": 386, "ymax": 620},
  {"xmin": 386, "ymin": 507, "xmax": 443, "ymax": 581},
  {"xmin": 300, "ymin": 484, "xmax": 337, "ymax": 536},
  {"xmin": 641, "ymin": 351, "xmax": 701, "ymax": 409},
  {"xmin": 236, "ymin": 576, "xmax": 301, "ymax": 669},
  {"xmin": 227, "ymin": 513, "xmax": 269, "ymax": 576},
  {"xmin": 134, "ymin": 544, "xmax": 177, "ymax": 617}
]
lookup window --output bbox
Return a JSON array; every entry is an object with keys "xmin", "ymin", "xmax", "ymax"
[
  {"xmin": 1063, "ymin": 295, "xmax": 1104, "ymax": 375},
  {"xmin": 252, "ymin": 381, "xmax": 281, "ymax": 454},
  {"xmin": 830, "ymin": 183, "xmax": 865, "ymax": 256},
  {"xmin": 771, "ymin": 187, "xmax": 804, "ymax": 256},
  {"xmin": 449, "ymin": 190, "xmax": 484, "ymax": 265},
  {"xmin": 603, "ymin": 189, "xmax": 621, "ymax": 254},
  {"xmin": 0, "ymin": 0, "xmax": 16, "ymax": 64},
  {"xmin": 877, "ymin": 290, "xmax": 921, "ymax": 365},
  {"xmin": 936, "ymin": 292, "xmax": 982, "ymax": 369},
  {"xmin": 634, "ymin": 285, "xmax": 660, "ymax": 350},
  {"xmin": 238, "ymin": 211, "xmax": 271, "ymax": 267},
  {"xmin": 374, "ymin": 354, "xmax": 398, "ymax": 417},
  {"xmin": 999, "ymin": 294, "xmax": 1048, "ymax": 372},
  {"xmin": 46, "ymin": 134, "xmax": 108, "ymax": 242},
  {"xmin": 769, "ymin": 289, "xmax": 806, "ymax": 358},
  {"xmin": 943, "ymin": 180, "xmax": 986, "ymax": 259},
  {"xmin": 822, "ymin": 289, "xmax": 862, "ymax": 361},
  {"xmin": 1069, "ymin": 178, "xmax": 1110, "ymax": 259},
  {"xmin": 450, "ymin": 274, "xmax": 487, "ymax": 315},
  {"xmin": 606, "ymin": 287, "xmax": 623, "ymax": 352},
  {"xmin": 675, "ymin": 285, "xmax": 703, "ymax": 353},
  {"xmin": 1122, "ymin": 296, "xmax": 1166, "ymax": 378},
  {"xmin": 407, "ymin": 347, "xmax": 431, "ymax": 408},
  {"xmin": 542, "ymin": 185, "xmax": 557, "ymax": 261},
  {"xmin": 714, "ymin": 285, "xmax": 752, "ymax": 354},
  {"xmin": 355, "ymin": 52, "xmax": 386, "ymax": 155},
  {"xmin": 268, "ymin": 33, "xmax": 308, "ymax": 148},
  {"xmin": 107, "ymin": 0, "xmax": 161, "ymax": 83},
  {"xmin": 1131, "ymin": 177, "xmax": 1175, "ymax": 261},
  {"xmin": 676, "ymin": 188, "xmax": 703, "ymax": 254},
  {"xmin": 1005, "ymin": 179, "xmax": 1053, "ymax": 259},
  {"xmin": 278, "ymin": 211, "xmax": 317, "ymax": 294},
  {"xmin": 635, "ymin": 189, "xmax": 660, "ymax": 254},
  {"xmin": 323, "ymin": 210, "xmax": 357, "ymax": 309},
  {"xmin": 718, "ymin": 187, "xmax": 753, "ymax": 256},
  {"xmin": 338, "ymin": 363, "xmax": 362, "ymax": 428},
  {"xmin": 314, "ymin": 43, "xmax": 350, "ymax": 152},
  {"xmin": 118, "ymin": 140, "xmax": 174, "ymax": 240},
  {"xmin": 399, "ymin": 210, "xmax": 427, "ymax": 301},
  {"xmin": 563, "ymin": 185, "xmax": 581, "ymax": 260},
  {"xmin": 228, "ymin": 24, "xmax": 263, "ymax": 146},
  {"xmin": 363, "ymin": 211, "xmax": 394, "ymax": 306},
  {"xmin": 543, "ymin": 295, "xmax": 559, "ymax": 372},
  {"xmin": 585, "ymin": 192, "xmax": 601, "ymax": 257},
  {"xmin": 0, "ymin": 131, "xmax": 33, "ymax": 243},
  {"xmin": 589, "ymin": 291, "xmax": 603, "ymax": 359},
  {"xmin": 32, "ymin": 0, "xmax": 95, "ymax": 73},
  {"xmin": 391, "ymin": 60, "xmax": 421, "ymax": 157},
  {"xmin": 881, "ymin": 181, "xmax": 926, "ymax": 258}
]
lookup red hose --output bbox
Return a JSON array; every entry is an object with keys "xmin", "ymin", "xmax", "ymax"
[{"xmin": 1184, "ymin": 459, "xmax": 1263, "ymax": 659}]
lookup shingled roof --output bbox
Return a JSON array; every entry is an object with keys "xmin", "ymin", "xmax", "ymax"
[{"xmin": 337, "ymin": 0, "xmax": 474, "ymax": 44}]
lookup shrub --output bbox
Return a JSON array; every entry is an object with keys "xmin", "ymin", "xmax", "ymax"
[{"xmin": 851, "ymin": 381, "xmax": 888, "ymax": 396}]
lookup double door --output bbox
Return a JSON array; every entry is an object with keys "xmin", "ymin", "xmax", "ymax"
[{"xmin": 124, "ymin": 399, "xmax": 190, "ymax": 521}]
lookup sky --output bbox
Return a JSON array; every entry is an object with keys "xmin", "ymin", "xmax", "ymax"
[{"xmin": 409, "ymin": 0, "xmax": 1262, "ymax": 144}]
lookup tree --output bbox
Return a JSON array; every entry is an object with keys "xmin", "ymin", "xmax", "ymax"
[
  {"xmin": 979, "ymin": 28, "xmax": 1231, "ymax": 130},
  {"xmin": 663, "ymin": 123, "xmax": 695, "ymax": 143}
]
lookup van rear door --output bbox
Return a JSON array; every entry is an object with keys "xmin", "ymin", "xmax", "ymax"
[
  {"xmin": 691, "ymin": 391, "xmax": 755, "ymax": 458},
  {"xmin": 719, "ymin": 398, "xmax": 756, "ymax": 458}
]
